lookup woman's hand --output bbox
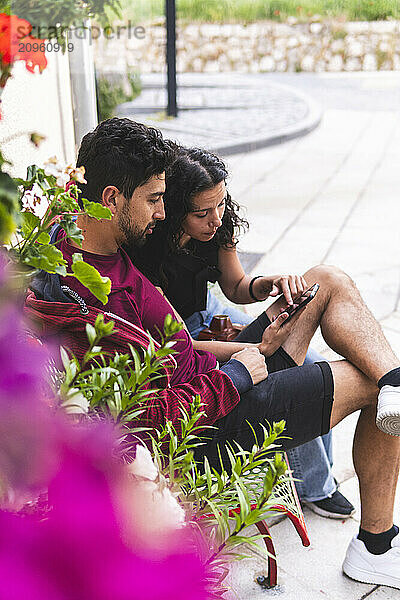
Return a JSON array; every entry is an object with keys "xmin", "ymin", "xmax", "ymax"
[
  {"xmin": 253, "ymin": 274, "xmax": 307, "ymax": 305},
  {"xmin": 258, "ymin": 306, "xmax": 306, "ymax": 357},
  {"xmin": 231, "ymin": 347, "xmax": 268, "ymax": 385}
]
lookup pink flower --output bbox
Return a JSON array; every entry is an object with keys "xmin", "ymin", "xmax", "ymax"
[{"xmin": 0, "ymin": 425, "xmax": 208, "ymax": 600}]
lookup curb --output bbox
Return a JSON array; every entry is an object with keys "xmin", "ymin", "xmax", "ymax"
[
  {"xmin": 117, "ymin": 78, "xmax": 322, "ymax": 156},
  {"xmin": 211, "ymin": 83, "xmax": 322, "ymax": 156}
]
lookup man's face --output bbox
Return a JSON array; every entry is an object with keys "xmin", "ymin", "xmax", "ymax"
[{"xmin": 117, "ymin": 173, "xmax": 165, "ymax": 249}]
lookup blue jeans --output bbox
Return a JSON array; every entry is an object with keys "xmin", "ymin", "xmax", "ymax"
[{"xmin": 185, "ymin": 290, "xmax": 336, "ymax": 502}]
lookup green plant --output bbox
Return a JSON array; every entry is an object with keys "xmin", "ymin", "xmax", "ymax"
[
  {"xmin": 4, "ymin": 161, "xmax": 112, "ymax": 303},
  {"xmin": 332, "ymin": 28, "xmax": 347, "ymax": 40},
  {"xmin": 96, "ymin": 71, "xmax": 142, "ymax": 122},
  {"xmin": 119, "ymin": 0, "xmax": 400, "ymax": 24},
  {"xmin": 56, "ymin": 313, "xmax": 293, "ymax": 597},
  {"xmin": 1, "ymin": 0, "xmax": 122, "ymax": 31}
]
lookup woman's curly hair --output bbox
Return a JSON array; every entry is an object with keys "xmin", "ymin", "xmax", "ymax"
[
  {"xmin": 164, "ymin": 146, "xmax": 248, "ymax": 252},
  {"xmin": 133, "ymin": 146, "xmax": 249, "ymax": 284}
]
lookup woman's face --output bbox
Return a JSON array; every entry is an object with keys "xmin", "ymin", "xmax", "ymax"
[{"xmin": 181, "ymin": 181, "xmax": 226, "ymax": 243}]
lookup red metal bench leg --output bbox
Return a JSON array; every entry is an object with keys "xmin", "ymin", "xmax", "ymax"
[{"xmin": 255, "ymin": 520, "xmax": 277, "ymax": 588}]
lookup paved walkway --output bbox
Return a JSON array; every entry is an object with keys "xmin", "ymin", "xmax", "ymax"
[
  {"xmin": 214, "ymin": 73, "xmax": 400, "ymax": 599},
  {"xmin": 117, "ymin": 73, "xmax": 321, "ymax": 154}
]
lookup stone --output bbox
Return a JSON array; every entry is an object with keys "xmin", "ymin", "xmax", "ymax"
[
  {"xmin": 378, "ymin": 40, "xmax": 391, "ymax": 53},
  {"xmin": 287, "ymin": 36, "xmax": 299, "ymax": 49},
  {"xmin": 199, "ymin": 24, "xmax": 221, "ymax": 38},
  {"xmin": 259, "ymin": 55, "xmax": 275, "ymax": 72},
  {"xmin": 201, "ymin": 42, "xmax": 220, "ymax": 60},
  {"xmin": 276, "ymin": 59, "xmax": 288, "ymax": 72},
  {"xmin": 249, "ymin": 61, "xmax": 260, "ymax": 73},
  {"xmin": 287, "ymin": 16, "xmax": 298, "ymax": 26},
  {"xmin": 203, "ymin": 60, "xmax": 220, "ymax": 73},
  {"xmin": 345, "ymin": 21, "xmax": 370, "ymax": 34},
  {"xmin": 330, "ymin": 39, "xmax": 345, "ymax": 53},
  {"xmin": 346, "ymin": 40, "xmax": 364, "ymax": 57},
  {"xmin": 345, "ymin": 57, "xmax": 362, "ymax": 71},
  {"xmin": 273, "ymin": 48, "xmax": 285, "ymax": 61},
  {"xmin": 315, "ymin": 60, "xmax": 326, "ymax": 72},
  {"xmin": 370, "ymin": 21, "xmax": 397, "ymax": 33},
  {"xmin": 183, "ymin": 24, "xmax": 199, "ymax": 39},
  {"xmin": 301, "ymin": 55, "xmax": 315, "ymax": 71},
  {"xmin": 310, "ymin": 22, "xmax": 323, "ymax": 35},
  {"xmin": 363, "ymin": 53, "xmax": 377, "ymax": 71},
  {"xmin": 191, "ymin": 57, "xmax": 203, "ymax": 72},
  {"xmin": 274, "ymin": 23, "xmax": 293, "ymax": 37},
  {"xmin": 227, "ymin": 47, "xmax": 242, "ymax": 62},
  {"xmin": 328, "ymin": 55, "xmax": 344, "ymax": 71}
]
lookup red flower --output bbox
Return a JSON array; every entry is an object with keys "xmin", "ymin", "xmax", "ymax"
[{"xmin": 0, "ymin": 13, "xmax": 47, "ymax": 82}]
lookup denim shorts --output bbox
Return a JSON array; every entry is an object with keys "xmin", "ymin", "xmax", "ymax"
[{"xmin": 195, "ymin": 311, "xmax": 334, "ymax": 470}]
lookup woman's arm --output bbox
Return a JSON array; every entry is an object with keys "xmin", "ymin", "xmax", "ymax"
[
  {"xmin": 192, "ymin": 338, "xmax": 255, "ymax": 362},
  {"xmin": 217, "ymin": 246, "xmax": 308, "ymax": 305}
]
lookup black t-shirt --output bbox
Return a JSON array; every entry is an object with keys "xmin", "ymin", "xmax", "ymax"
[{"xmin": 136, "ymin": 237, "xmax": 221, "ymax": 319}]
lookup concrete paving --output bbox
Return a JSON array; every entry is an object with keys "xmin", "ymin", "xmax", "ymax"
[
  {"xmin": 213, "ymin": 72, "xmax": 400, "ymax": 599},
  {"xmin": 117, "ymin": 72, "xmax": 322, "ymax": 154}
]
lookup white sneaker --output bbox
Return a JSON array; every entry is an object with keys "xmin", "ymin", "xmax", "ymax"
[
  {"xmin": 376, "ymin": 385, "xmax": 400, "ymax": 436},
  {"xmin": 343, "ymin": 533, "xmax": 400, "ymax": 589}
]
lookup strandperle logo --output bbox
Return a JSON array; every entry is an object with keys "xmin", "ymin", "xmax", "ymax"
[{"xmin": 16, "ymin": 21, "xmax": 146, "ymax": 44}]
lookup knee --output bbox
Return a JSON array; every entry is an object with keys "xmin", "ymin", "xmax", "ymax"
[{"xmin": 306, "ymin": 264, "xmax": 354, "ymax": 293}]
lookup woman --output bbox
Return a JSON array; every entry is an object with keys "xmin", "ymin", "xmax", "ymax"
[{"xmin": 133, "ymin": 146, "xmax": 354, "ymax": 519}]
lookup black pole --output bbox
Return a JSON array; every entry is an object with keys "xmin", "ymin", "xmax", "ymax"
[{"xmin": 166, "ymin": 0, "xmax": 177, "ymax": 117}]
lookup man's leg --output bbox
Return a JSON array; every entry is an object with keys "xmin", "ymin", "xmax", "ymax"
[
  {"xmin": 328, "ymin": 360, "xmax": 400, "ymax": 532},
  {"xmin": 266, "ymin": 265, "xmax": 400, "ymax": 435},
  {"xmin": 266, "ymin": 265, "xmax": 399, "ymax": 382},
  {"xmin": 231, "ymin": 300, "xmax": 350, "ymax": 513}
]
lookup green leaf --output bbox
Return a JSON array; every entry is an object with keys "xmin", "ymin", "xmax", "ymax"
[
  {"xmin": 23, "ymin": 243, "xmax": 67, "ymax": 275},
  {"xmin": 70, "ymin": 253, "xmax": 111, "ymax": 305},
  {"xmin": 21, "ymin": 211, "xmax": 40, "ymax": 238},
  {"xmin": 86, "ymin": 323, "xmax": 97, "ymax": 346},
  {"xmin": 26, "ymin": 165, "xmax": 39, "ymax": 181},
  {"xmin": 36, "ymin": 231, "xmax": 51, "ymax": 244},
  {"xmin": 82, "ymin": 199, "xmax": 112, "ymax": 220},
  {"xmin": 60, "ymin": 218, "xmax": 84, "ymax": 246},
  {"xmin": 0, "ymin": 170, "xmax": 19, "ymax": 242}
]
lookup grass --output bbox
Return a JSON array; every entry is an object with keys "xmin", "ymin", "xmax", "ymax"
[{"xmin": 116, "ymin": 0, "xmax": 400, "ymax": 24}]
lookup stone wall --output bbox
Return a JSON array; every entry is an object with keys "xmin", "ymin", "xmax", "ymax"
[{"xmin": 93, "ymin": 18, "xmax": 400, "ymax": 75}]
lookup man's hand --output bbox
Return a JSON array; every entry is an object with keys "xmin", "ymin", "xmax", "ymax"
[
  {"xmin": 253, "ymin": 274, "xmax": 307, "ymax": 305},
  {"xmin": 258, "ymin": 305, "xmax": 307, "ymax": 357},
  {"xmin": 231, "ymin": 347, "xmax": 268, "ymax": 385}
]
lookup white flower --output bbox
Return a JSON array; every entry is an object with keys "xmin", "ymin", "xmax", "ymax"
[
  {"xmin": 122, "ymin": 445, "xmax": 186, "ymax": 543},
  {"xmin": 68, "ymin": 166, "xmax": 87, "ymax": 185},
  {"xmin": 60, "ymin": 388, "xmax": 89, "ymax": 415},
  {"xmin": 21, "ymin": 183, "xmax": 50, "ymax": 220},
  {"xmin": 56, "ymin": 172, "xmax": 70, "ymax": 188},
  {"xmin": 127, "ymin": 444, "xmax": 158, "ymax": 480},
  {"xmin": 134, "ymin": 479, "xmax": 186, "ymax": 532},
  {"xmin": 44, "ymin": 158, "xmax": 87, "ymax": 188},
  {"xmin": 44, "ymin": 156, "xmax": 62, "ymax": 178}
]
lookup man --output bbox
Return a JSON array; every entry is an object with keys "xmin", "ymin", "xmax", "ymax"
[{"xmin": 27, "ymin": 118, "xmax": 400, "ymax": 589}]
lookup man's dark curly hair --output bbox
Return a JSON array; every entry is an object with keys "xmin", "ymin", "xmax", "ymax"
[{"xmin": 76, "ymin": 118, "xmax": 174, "ymax": 207}]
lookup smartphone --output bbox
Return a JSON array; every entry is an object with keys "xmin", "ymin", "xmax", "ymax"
[{"xmin": 279, "ymin": 283, "xmax": 320, "ymax": 323}]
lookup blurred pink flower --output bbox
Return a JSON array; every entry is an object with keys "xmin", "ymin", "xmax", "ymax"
[
  {"xmin": 0, "ymin": 425, "xmax": 208, "ymax": 600},
  {"xmin": 0, "ymin": 305, "xmax": 57, "ymax": 500}
]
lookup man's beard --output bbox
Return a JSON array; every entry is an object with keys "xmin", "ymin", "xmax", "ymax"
[{"xmin": 119, "ymin": 204, "xmax": 148, "ymax": 251}]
